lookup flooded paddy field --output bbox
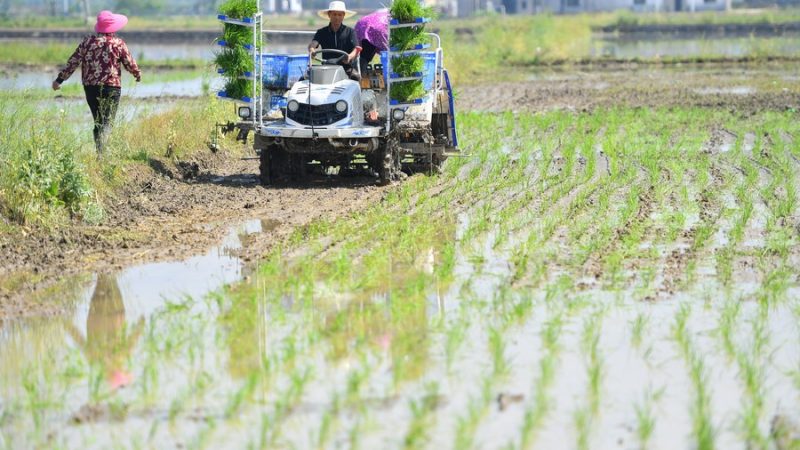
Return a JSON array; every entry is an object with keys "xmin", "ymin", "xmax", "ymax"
[{"xmin": 1, "ymin": 59, "xmax": 800, "ymax": 449}]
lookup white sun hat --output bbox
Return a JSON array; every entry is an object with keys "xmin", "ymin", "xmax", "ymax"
[{"xmin": 317, "ymin": 1, "xmax": 357, "ymax": 19}]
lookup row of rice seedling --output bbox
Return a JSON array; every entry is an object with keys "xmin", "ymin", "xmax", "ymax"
[{"xmin": 2, "ymin": 108, "xmax": 798, "ymax": 448}]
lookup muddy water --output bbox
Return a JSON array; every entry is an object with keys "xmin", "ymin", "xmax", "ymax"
[
  {"xmin": 592, "ymin": 35, "xmax": 800, "ymax": 58},
  {"xmin": 0, "ymin": 219, "xmax": 269, "ymax": 385},
  {"xmin": 0, "ymin": 71, "xmax": 219, "ymax": 98},
  {"xmin": 2, "ymin": 208, "xmax": 798, "ymax": 448}
]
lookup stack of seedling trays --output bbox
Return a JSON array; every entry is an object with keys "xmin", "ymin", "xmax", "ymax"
[
  {"xmin": 214, "ymin": 0, "xmax": 261, "ymax": 106},
  {"xmin": 386, "ymin": 0, "xmax": 434, "ymax": 109}
]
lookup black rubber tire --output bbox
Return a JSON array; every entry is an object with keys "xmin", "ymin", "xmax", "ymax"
[
  {"xmin": 259, "ymin": 145, "xmax": 289, "ymax": 186},
  {"xmin": 378, "ymin": 139, "xmax": 401, "ymax": 186}
]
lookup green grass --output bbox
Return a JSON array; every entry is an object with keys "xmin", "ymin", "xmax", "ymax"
[{"xmin": 0, "ymin": 93, "xmax": 234, "ymax": 227}]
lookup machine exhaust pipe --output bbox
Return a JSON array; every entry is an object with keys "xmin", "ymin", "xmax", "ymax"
[{"xmin": 348, "ymin": 139, "xmax": 359, "ymax": 147}]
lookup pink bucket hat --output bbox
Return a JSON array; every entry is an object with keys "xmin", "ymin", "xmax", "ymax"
[{"xmin": 95, "ymin": 10, "xmax": 128, "ymax": 34}]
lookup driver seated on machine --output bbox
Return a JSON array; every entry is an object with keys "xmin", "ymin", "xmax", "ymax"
[{"xmin": 308, "ymin": 1, "xmax": 361, "ymax": 82}]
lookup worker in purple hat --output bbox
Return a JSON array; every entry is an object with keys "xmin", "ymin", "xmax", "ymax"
[{"xmin": 52, "ymin": 10, "xmax": 141, "ymax": 155}]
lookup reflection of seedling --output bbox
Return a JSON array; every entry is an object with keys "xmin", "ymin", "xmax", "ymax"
[
  {"xmin": 488, "ymin": 327, "xmax": 508, "ymax": 378},
  {"xmin": 581, "ymin": 313, "xmax": 604, "ymax": 415},
  {"xmin": 454, "ymin": 375, "xmax": 492, "ymax": 449},
  {"xmin": 630, "ymin": 312, "xmax": 648, "ymax": 349}
]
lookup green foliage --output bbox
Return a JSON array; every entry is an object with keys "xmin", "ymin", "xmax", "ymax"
[
  {"xmin": 218, "ymin": 0, "xmax": 258, "ymax": 19},
  {"xmin": 0, "ymin": 97, "xmax": 97, "ymax": 225},
  {"xmin": 221, "ymin": 23, "xmax": 252, "ymax": 48},
  {"xmin": 223, "ymin": 79, "xmax": 251, "ymax": 99},
  {"xmin": 391, "ymin": 54, "xmax": 423, "ymax": 75},
  {"xmin": 390, "ymin": 79, "xmax": 425, "ymax": 102},
  {"xmin": 389, "ymin": 0, "xmax": 434, "ymax": 23},
  {"xmin": 214, "ymin": 46, "xmax": 254, "ymax": 77},
  {"xmin": 389, "ymin": 26, "xmax": 428, "ymax": 50}
]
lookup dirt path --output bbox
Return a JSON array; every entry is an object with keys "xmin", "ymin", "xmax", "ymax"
[{"xmin": 0, "ymin": 153, "xmax": 386, "ymax": 318}]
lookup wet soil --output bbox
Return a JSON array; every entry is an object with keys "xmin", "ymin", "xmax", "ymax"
[
  {"xmin": 0, "ymin": 152, "xmax": 385, "ymax": 318},
  {"xmin": 459, "ymin": 61, "xmax": 800, "ymax": 114}
]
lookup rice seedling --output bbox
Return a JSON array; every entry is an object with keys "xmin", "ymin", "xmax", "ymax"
[
  {"xmin": 220, "ymin": 23, "xmax": 252, "ymax": 48},
  {"xmin": 402, "ymin": 383, "xmax": 440, "ymax": 449},
  {"xmin": 517, "ymin": 311, "xmax": 563, "ymax": 449},
  {"xmin": 453, "ymin": 375, "xmax": 493, "ymax": 450},
  {"xmin": 4, "ymin": 107, "xmax": 800, "ymax": 447},
  {"xmin": 218, "ymin": 0, "xmax": 258, "ymax": 19},
  {"xmin": 633, "ymin": 388, "xmax": 661, "ymax": 450},
  {"xmin": 574, "ymin": 407, "xmax": 592, "ymax": 450},
  {"xmin": 389, "ymin": 0, "xmax": 435, "ymax": 24},
  {"xmin": 673, "ymin": 304, "xmax": 716, "ymax": 450}
]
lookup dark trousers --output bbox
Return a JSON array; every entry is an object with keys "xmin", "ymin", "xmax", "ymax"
[
  {"xmin": 83, "ymin": 85, "xmax": 121, "ymax": 154},
  {"xmin": 359, "ymin": 39, "xmax": 379, "ymax": 75}
]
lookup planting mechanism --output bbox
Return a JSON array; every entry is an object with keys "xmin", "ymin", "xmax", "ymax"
[{"xmin": 216, "ymin": 4, "xmax": 459, "ymax": 185}]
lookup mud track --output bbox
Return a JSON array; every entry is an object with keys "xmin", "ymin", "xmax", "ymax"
[{"xmin": 0, "ymin": 153, "xmax": 384, "ymax": 318}]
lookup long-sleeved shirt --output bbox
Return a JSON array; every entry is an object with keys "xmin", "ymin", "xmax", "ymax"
[{"xmin": 57, "ymin": 33, "xmax": 141, "ymax": 87}]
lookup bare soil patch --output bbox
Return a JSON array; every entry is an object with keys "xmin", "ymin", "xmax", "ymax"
[{"xmin": 459, "ymin": 62, "xmax": 800, "ymax": 114}]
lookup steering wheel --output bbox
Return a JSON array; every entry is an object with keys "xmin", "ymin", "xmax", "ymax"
[{"xmin": 311, "ymin": 48, "xmax": 349, "ymax": 65}]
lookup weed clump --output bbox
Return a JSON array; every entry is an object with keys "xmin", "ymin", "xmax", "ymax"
[{"xmin": 0, "ymin": 97, "xmax": 99, "ymax": 225}]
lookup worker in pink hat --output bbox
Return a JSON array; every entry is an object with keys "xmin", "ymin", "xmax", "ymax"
[{"xmin": 52, "ymin": 10, "xmax": 141, "ymax": 155}]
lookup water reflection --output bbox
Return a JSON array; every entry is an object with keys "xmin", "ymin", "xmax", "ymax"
[
  {"xmin": 66, "ymin": 275, "xmax": 145, "ymax": 389},
  {"xmin": 592, "ymin": 35, "xmax": 800, "ymax": 59}
]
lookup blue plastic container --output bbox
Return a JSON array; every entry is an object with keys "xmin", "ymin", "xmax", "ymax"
[
  {"xmin": 286, "ymin": 54, "xmax": 309, "ymax": 87},
  {"xmin": 261, "ymin": 54, "xmax": 308, "ymax": 88},
  {"xmin": 380, "ymin": 51, "xmax": 437, "ymax": 91},
  {"xmin": 261, "ymin": 54, "xmax": 288, "ymax": 87}
]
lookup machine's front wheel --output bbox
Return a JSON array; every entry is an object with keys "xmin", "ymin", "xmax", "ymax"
[
  {"xmin": 377, "ymin": 139, "xmax": 401, "ymax": 186},
  {"xmin": 259, "ymin": 144, "xmax": 288, "ymax": 186}
]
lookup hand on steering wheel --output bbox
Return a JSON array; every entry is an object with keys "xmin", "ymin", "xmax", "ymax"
[{"xmin": 310, "ymin": 48, "xmax": 350, "ymax": 65}]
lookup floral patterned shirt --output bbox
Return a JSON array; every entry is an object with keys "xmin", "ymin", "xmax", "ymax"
[{"xmin": 57, "ymin": 33, "xmax": 141, "ymax": 88}]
